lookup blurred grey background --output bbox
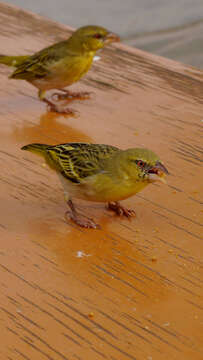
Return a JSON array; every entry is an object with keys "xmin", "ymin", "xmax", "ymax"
[{"xmin": 3, "ymin": 0, "xmax": 203, "ymax": 68}]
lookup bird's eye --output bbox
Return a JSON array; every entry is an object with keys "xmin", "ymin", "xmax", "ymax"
[
  {"xmin": 93, "ymin": 33, "xmax": 103, "ymax": 39},
  {"xmin": 136, "ymin": 160, "xmax": 145, "ymax": 168}
]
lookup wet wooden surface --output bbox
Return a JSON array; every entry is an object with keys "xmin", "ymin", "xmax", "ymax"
[{"xmin": 0, "ymin": 3, "xmax": 203, "ymax": 360}]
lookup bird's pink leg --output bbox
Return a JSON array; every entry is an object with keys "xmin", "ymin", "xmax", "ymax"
[
  {"xmin": 42, "ymin": 97, "xmax": 76, "ymax": 115},
  {"xmin": 107, "ymin": 201, "xmax": 136, "ymax": 218},
  {"xmin": 65, "ymin": 199, "xmax": 99, "ymax": 229},
  {"xmin": 38, "ymin": 89, "xmax": 76, "ymax": 114}
]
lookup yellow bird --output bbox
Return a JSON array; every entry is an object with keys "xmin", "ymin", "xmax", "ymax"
[
  {"xmin": 21, "ymin": 142, "xmax": 169, "ymax": 228},
  {"xmin": 0, "ymin": 25, "xmax": 119, "ymax": 114}
]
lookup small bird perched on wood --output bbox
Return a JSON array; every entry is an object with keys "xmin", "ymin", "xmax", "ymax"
[
  {"xmin": 21, "ymin": 142, "xmax": 169, "ymax": 229},
  {"xmin": 0, "ymin": 25, "xmax": 119, "ymax": 114}
]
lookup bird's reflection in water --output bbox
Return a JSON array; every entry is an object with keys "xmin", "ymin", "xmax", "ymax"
[{"xmin": 11, "ymin": 110, "xmax": 92, "ymax": 145}]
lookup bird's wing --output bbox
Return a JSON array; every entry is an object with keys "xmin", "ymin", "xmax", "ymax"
[
  {"xmin": 10, "ymin": 40, "xmax": 74, "ymax": 81},
  {"xmin": 47, "ymin": 143, "xmax": 119, "ymax": 184}
]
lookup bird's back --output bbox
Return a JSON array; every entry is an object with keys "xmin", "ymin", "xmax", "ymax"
[
  {"xmin": 10, "ymin": 40, "xmax": 95, "ymax": 90},
  {"xmin": 10, "ymin": 40, "xmax": 72, "ymax": 81},
  {"xmin": 22, "ymin": 142, "xmax": 119, "ymax": 183},
  {"xmin": 47, "ymin": 143, "xmax": 119, "ymax": 183}
]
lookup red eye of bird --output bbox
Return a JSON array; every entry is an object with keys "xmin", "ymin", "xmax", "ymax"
[
  {"xmin": 94, "ymin": 33, "xmax": 103, "ymax": 39},
  {"xmin": 137, "ymin": 160, "xmax": 145, "ymax": 168}
]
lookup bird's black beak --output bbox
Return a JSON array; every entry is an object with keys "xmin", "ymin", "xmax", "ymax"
[
  {"xmin": 148, "ymin": 161, "xmax": 169, "ymax": 183},
  {"xmin": 104, "ymin": 32, "xmax": 120, "ymax": 44}
]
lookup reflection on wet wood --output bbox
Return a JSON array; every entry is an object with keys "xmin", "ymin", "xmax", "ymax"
[{"xmin": 0, "ymin": 3, "xmax": 202, "ymax": 360}]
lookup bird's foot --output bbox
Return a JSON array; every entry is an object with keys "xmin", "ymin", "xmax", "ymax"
[
  {"xmin": 65, "ymin": 210, "xmax": 99, "ymax": 229},
  {"xmin": 42, "ymin": 97, "xmax": 76, "ymax": 115},
  {"xmin": 107, "ymin": 201, "xmax": 136, "ymax": 218},
  {"xmin": 50, "ymin": 104, "xmax": 76, "ymax": 115},
  {"xmin": 65, "ymin": 199, "xmax": 99, "ymax": 228},
  {"xmin": 52, "ymin": 90, "xmax": 91, "ymax": 102}
]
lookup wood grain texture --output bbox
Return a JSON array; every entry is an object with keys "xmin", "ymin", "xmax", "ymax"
[{"xmin": 0, "ymin": 3, "xmax": 202, "ymax": 360}]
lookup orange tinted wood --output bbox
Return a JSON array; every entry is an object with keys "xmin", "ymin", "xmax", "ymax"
[{"xmin": 0, "ymin": 3, "xmax": 202, "ymax": 360}]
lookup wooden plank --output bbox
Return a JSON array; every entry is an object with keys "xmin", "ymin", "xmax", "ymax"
[{"xmin": 0, "ymin": 3, "xmax": 202, "ymax": 360}]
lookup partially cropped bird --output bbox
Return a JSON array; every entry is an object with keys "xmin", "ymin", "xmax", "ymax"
[
  {"xmin": 21, "ymin": 142, "xmax": 169, "ymax": 228},
  {"xmin": 0, "ymin": 25, "xmax": 119, "ymax": 114}
]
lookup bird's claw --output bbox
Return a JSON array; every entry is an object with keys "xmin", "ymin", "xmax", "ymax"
[
  {"xmin": 51, "ymin": 93, "xmax": 61, "ymax": 101},
  {"xmin": 107, "ymin": 202, "xmax": 136, "ymax": 218},
  {"xmin": 47, "ymin": 103, "xmax": 76, "ymax": 115},
  {"xmin": 65, "ymin": 211, "xmax": 99, "ymax": 229},
  {"xmin": 52, "ymin": 90, "xmax": 91, "ymax": 102},
  {"xmin": 42, "ymin": 96, "xmax": 76, "ymax": 115}
]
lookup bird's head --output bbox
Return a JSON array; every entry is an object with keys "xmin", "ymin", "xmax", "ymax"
[
  {"xmin": 69, "ymin": 25, "xmax": 120, "ymax": 52},
  {"xmin": 117, "ymin": 148, "xmax": 169, "ymax": 184}
]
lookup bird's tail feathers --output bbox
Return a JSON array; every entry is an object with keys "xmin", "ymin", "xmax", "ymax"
[
  {"xmin": 0, "ymin": 55, "xmax": 29, "ymax": 67},
  {"xmin": 21, "ymin": 143, "xmax": 50, "ymax": 157}
]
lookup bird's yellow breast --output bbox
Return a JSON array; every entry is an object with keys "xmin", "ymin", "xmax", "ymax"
[
  {"xmin": 77, "ymin": 173, "xmax": 149, "ymax": 202},
  {"xmin": 33, "ymin": 54, "xmax": 94, "ymax": 91}
]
